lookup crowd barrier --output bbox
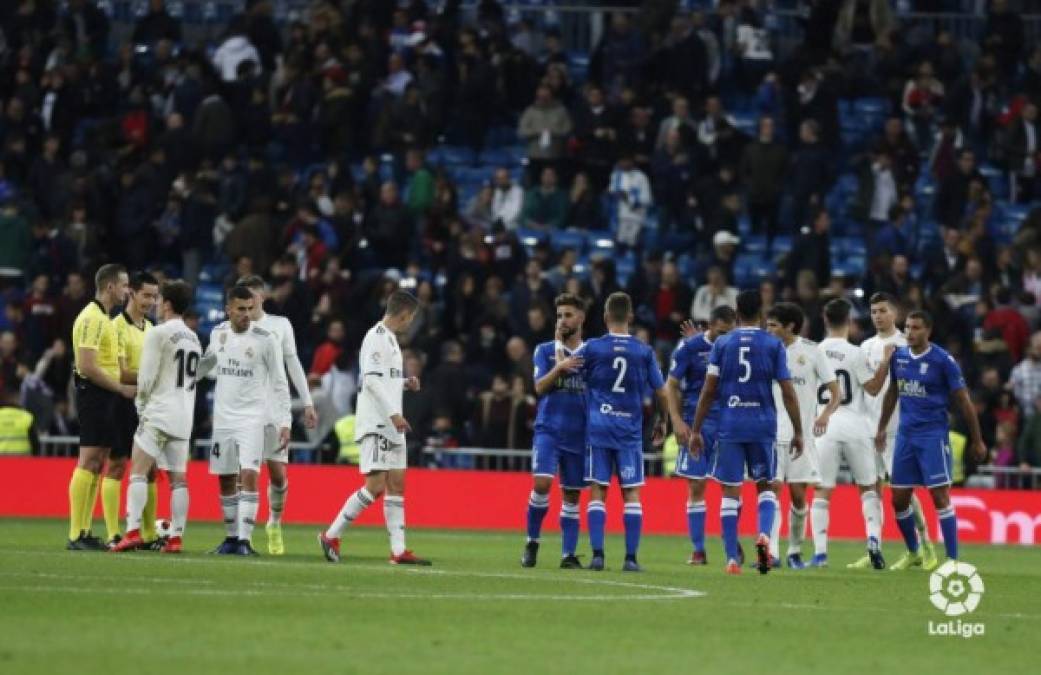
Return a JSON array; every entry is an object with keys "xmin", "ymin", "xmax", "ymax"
[{"xmin": 2, "ymin": 457, "xmax": 1039, "ymax": 545}]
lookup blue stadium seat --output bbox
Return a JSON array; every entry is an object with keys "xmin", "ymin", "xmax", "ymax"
[
  {"xmin": 479, "ymin": 147, "xmax": 522, "ymax": 168},
  {"xmin": 587, "ymin": 233, "xmax": 616, "ymax": 254},
  {"xmin": 427, "ymin": 145, "xmax": 475, "ymax": 166},
  {"xmin": 743, "ymin": 234, "xmax": 767, "ymax": 255},
  {"xmin": 550, "ymin": 229, "xmax": 587, "ymax": 253},
  {"xmin": 516, "ymin": 227, "xmax": 548, "ymax": 247}
]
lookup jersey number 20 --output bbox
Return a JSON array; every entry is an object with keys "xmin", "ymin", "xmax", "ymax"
[{"xmin": 818, "ymin": 369, "xmax": 853, "ymax": 405}]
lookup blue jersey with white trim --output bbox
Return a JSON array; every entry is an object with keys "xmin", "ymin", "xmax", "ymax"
[
  {"xmin": 889, "ymin": 343, "xmax": 966, "ymax": 437},
  {"xmin": 709, "ymin": 327, "xmax": 790, "ymax": 442},
  {"xmin": 532, "ymin": 340, "xmax": 586, "ymax": 452},
  {"xmin": 669, "ymin": 333, "xmax": 718, "ymax": 425},
  {"xmin": 579, "ymin": 334, "xmax": 664, "ymax": 449}
]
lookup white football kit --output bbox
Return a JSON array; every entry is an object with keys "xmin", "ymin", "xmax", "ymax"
[
  {"xmin": 355, "ymin": 321, "xmax": 407, "ymax": 475},
  {"xmin": 773, "ymin": 338, "xmax": 836, "ymax": 484},
  {"xmin": 134, "ymin": 318, "xmax": 202, "ymax": 473},
  {"xmin": 199, "ymin": 322, "xmax": 290, "ymax": 475},
  {"xmin": 254, "ymin": 312, "xmax": 313, "ymax": 463},
  {"xmin": 817, "ymin": 337, "xmax": 878, "ymax": 488},
  {"xmin": 861, "ymin": 330, "xmax": 907, "ymax": 478}
]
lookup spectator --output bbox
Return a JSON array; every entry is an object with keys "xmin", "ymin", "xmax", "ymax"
[
  {"xmin": 923, "ymin": 225, "xmax": 965, "ymax": 294},
  {"xmin": 740, "ymin": 116, "xmax": 787, "ymax": 247},
  {"xmin": 984, "ymin": 287, "xmax": 1030, "ymax": 363},
  {"xmin": 608, "ymin": 152, "xmax": 652, "ymax": 250},
  {"xmin": 517, "ymin": 85, "xmax": 573, "ymax": 180},
  {"xmin": 655, "ymin": 95, "xmax": 695, "ymax": 152},
  {"xmin": 690, "ymin": 265, "xmax": 737, "ymax": 324},
  {"xmin": 786, "ymin": 208, "xmax": 832, "ymax": 291},
  {"xmin": 902, "ymin": 61, "xmax": 945, "ymax": 152},
  {"xmin": 491, "ymin": 168, "xmax": 524, "ymax": 231},
  {"xmin": 522, "ymin": 167, "xmax": 568, "ymax": 230},
  {"xmin": 935, "ymin": 149, "xmax": 983, "ymax": 228},
  {"xmin": 368, "ymin": 181, "xmax": 414, "ymax": 270},
  {"xmin": 651, "ymin": 261, "xmax": 692, "ymax": 345},
  {"xmin": 565, "ymin": 171, "xmax": 602, "ymax": 230},
  {"xmin": 833, "ymin": 0, "xmax": 893, "ymax": 53},
  {"xmin": 1016, "ymin": 395, "xmax": 1041, "ymax": 482},
  {"xmin": 1009, "ymin": 332, "xmax": 1041, "ymax": 416},
  {"xmin": 0, "ymin": 197, "xmax": 30, "ymax": 280},
  {"xmin": 404, "ymin": 148, "xmax": 434, "ymax": 217},
  {"xmin": 573, "ymin": 84, "xmax": 620, "ymax": 191},
  {"xmin": 132, "ymin": 0, "xmax": 181, "ymax": 45},
  {"xmin": 212, "ymin": 18, "xmax": 262, "ymax": 83},
  {"xmin": 983, "ymin": 0, "xmax": 1024, "ymax": 81},
  {"xmin": 1004, "ymin": 101, "xmax": 1040, "ymax": 203},
  {"xmin": 471, "ymin": 373, "xmax": 527, "ymax": 450},
  {"xmin": 589, "ymin": 12, "xmax": 644, "ymax": 99},
  {"xmin": 309, "ymin": 318, "xmax": 345, "ymax": 380},
  {"xmin": 874, "ymin": 203, "xmax": 913, "ymax": 260},
  {"xmin": 62, "ymin": 0, "xmax": 110, "ymax": 60},
  {"xmin": 875, "ymin": 116, "xmax": 920, "ymax": 190},
  {"xmin": 788, "ymin": 120, "xmax": 832, "ymax": 234}
]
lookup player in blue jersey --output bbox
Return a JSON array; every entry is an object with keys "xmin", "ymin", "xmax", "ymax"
[
  {"xmin": 875, "ymin": 310, "xmax": 986, "ymax": 569},
  {"xmin": 666, "ymin": 305, "xmax": 736, "ymax": 565},
  {"xmin": 579, "ymin": 292, "xmax": 683, "ymax": 572},
  {"xmin": 522, "ymin": 294, "xmax": 588, "ymax": 569},
  {"xmin": 691, "ymin": 290, "xmax": 803, "ymax": 575}
]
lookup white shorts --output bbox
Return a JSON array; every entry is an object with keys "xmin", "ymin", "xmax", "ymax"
[
  {"xmin": 774, "ymin": 439, "xmax": 821, "ymax": 484},
  {"xmin": 358, "ymin": 434, "xmax": 406, "ymax": 475},
  {"xmin": 209, "ymin": 426, "xmax": 265, "ymax": 475},
  {"xmin": 876, "ymin": 434, "xmax": 897, "ymax": 480},
  {"xmin": 263, "ymin": 424, "xmax": 289, "ymax": 464},
  {"xmin": 817, "ymin": 434, "xmax": 878, "ymax": 488},
  {"xmin": 134, "ymin": 421, "xmax": 189, "ymax": 474}
]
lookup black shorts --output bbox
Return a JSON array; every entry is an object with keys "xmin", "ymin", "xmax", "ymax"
[
  {"xmin": 111, "ymin": 396, "xmax": 139, "ymax": 459},
  {"xmin": 75, "ymin": 376, "xmax": 117, "ymax": 449}
]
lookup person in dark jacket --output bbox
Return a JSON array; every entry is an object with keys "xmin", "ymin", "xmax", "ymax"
[
  {"xmin": 573, "ymin": 84, "xmax": 621, "ymax": 192},
  {"xmin": 935, "ymin": 149, "xmax": 983, "ymax": 227},
  {"xmin": 132, "ymin": 0, "xmax": 182, "ymax": 45},
  {"xmin": 785, "ymin": 207, "xmax": 832, "ymax": 291},
  {"xmin": 788, "ymin": 119, "xmax": 832, "ymax": 232},
  {"xmin": 740, "ymin": 116, "xmax": 788, "ymax": 248}
]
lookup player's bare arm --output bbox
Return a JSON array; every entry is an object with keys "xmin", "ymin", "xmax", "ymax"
[
  {"xmin": 814, "ymin": 380, "xmax": 842, "ymax": 436},
  {"xmin": 665, "ymin": 376, "xmax": 690, "ymax": 445},
  {"xmin": 690, "ymin": 373, "xmax": 719, "ymax": 457},
  {"xmin": 652, "ymin": 385, "xmax": 673, "ymax": 447},
  {"xmin": 875, "ymin": 380, "xmax": 899, "ymax": 452},
  {"xmin": 863, "ymin": 343, "xmax": 896, "ymax": 396},
  {"xmin": 954, "ymin": 388, "xmax": 988, "ymax": 462},
  {"xmin": 779, "ymin": 379, "xmax": 803, "ymax": 458},
  {"xmin": 79, "ymin": 347, "xmax": 135, "ymax": 399}
]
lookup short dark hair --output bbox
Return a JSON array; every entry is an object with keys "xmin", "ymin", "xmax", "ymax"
[
  {"xmin": 161, "ymin": 280, "xmax": 194, "ymax": 315},
  {"xmin": 995, "ymin": 286, "xmax": 1013, "ymax": 305},
  {"xmin": 226, "ymin": 284, "xmax": 254, "ymax": 304},
  {"xmin": 554, "ymin": 293, "xmax": 587, "ymax": 312},
  {"xmin": 907, "ymin": 309, "xmax": 934, "ymax": 329},
  {"xmin": 605, "ymin": 292, "xmax": 632, "ymax": 324},
  {"xmin": 236, "ymin": 274, "xmax": 266, "ymax": 291},
  {"xmin": 709, "ymin": 305, "xmax": 737, "ymax": 324},
  {"xmin": 767, "ymin": 302, "xmax": 804, "ymax": 334},
  {"xmin": 869, "ymin": 292, "xmax": 898, "ymax": 308},
  {"xmin": 386, "ymin": 290, "xmax": 419, "ymax": 317},
  {"xmin": 129, "ymin": 271, "xmax": 159, "ymax": 291},
  {"xmin": 735, "ymin": 290, "xmax": 762, "ymax": 322},
  {"xmin": 823, "ymin": 298, "xmax": 851, "ymax": 327},
  {"xmin": 95, "ymin": 263, "xmax": 126, "ymax": 291}
]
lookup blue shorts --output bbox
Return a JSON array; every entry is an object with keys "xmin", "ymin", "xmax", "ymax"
[
  {"xmin": 891, "ymin": 433, "xmax": 952, "ymax": 488},
  {"xmin": 675, "ymin": 423, "xmax": 717, "ymax": 480},
  {"xmin": 585, "ymin": 444, "xmax": 645, "ymax": 488},
  {"xmin": 711, "ymin": 440, "xmax": 777, "ymax": 486},
  {"xmin": 532, "ymin": 434, "xmax": 587, "ymax": 490}
]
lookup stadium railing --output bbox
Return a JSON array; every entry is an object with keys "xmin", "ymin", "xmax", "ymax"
[{"xmin": 37, "ymin": 434, "xmax": 324, "ymax": 463}]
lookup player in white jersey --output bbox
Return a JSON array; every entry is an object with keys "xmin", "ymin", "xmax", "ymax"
[
  {"xmin": 237, "ymin": 275, "xmax": 318, "ymax": 555},
  {"xmin": 859, "ymin": 292, "xmax": 936, "ymax": 570},
  {"xmin": 812, "ymin": 299, "xmax": 885, "ymax": 569},
  {"xmin": 197, "ymin": 285, "xmax": 291, "ymax": 556},
  {"xmin": 319, "ymin": 291, "xmax": 431, "ymax": 566},
  {"xmin": 111, "ymin": 281, "xmax": 201, "ymax": 554},
  {"xmin": 766, "ymin": 302, "xmax": 840, "ymax": 569}
]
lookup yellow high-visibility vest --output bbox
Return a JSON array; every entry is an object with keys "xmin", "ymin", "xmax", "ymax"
[
  {"xmin": 949, "ymin": 430, "xmax": 967, "ymax": 485},
  {"xmin": 663, "ymin": 434, "xmax": 679, "ymax": 475},
  {"xmin": 0, "ymin": 407, "xmax": 33, "ymax": 454},
  {"xmin": 335, "ymin": 415, "xmax": 360, "ymax": 464}
]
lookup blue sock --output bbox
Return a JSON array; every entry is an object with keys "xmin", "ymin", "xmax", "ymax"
[
  {"xmin": 560, "ymin": 503, "xmax": 580, "ymax": 556},
  {"xmin": 623, "ymin": 503, "xmax": 642, "ymax": 558},
  {"xmin": 525, "ymin": 490, "xmax": 550, "ymax": 542},
  {"xmin": 588, "ymin": 500, "xmax": 606, "ymax": 553},
  {"xmin": 721, "ymin": 497, "xmax": 740, "ymax": 561},
  {"xmin": 687, "ymin": 500, "xmax": 706, "ymax": 552},
  {"xmin": 757, "ymin": 491, "xmax": 778, "ymax": 539},
  {"xmin": 895, "ymin": 507, "xmax": 920, "ymax": 553},
  {"xmin": 937, "ymin": 506, "xmax": 958, "ymax": 560}
]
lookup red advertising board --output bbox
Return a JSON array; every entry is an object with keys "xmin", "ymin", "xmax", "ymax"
[{"xmin": 2, "ymin": 457, "xmax": 1038, "ymax": 545}]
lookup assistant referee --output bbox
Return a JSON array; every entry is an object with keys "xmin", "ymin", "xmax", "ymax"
[{"xmin": 67, "ymin": 264, "xmax": 135, "ymax": 550}]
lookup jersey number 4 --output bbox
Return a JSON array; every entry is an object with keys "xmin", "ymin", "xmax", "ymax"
[{"xmin": 174, "ymin": 349, "xmax": 200, "ymax": 391}]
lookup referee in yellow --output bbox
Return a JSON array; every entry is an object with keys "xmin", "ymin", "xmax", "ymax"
[
  {"xmin": 68, "ymin": 264, "xmax": 134, "ymax": 550},
  {"xmin": 104, "ymin": 271, "xmax": 159, "ymax": 548}
]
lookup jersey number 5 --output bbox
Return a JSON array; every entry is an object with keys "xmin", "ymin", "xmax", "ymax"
[
  {"xmin": 611, "ymin": 357, "xmax": 627, "ymax": 393},
  {"xmin": 738, "ymin": 347, "xmax": 751, "ymax": 383},
  {"xmin": 174, "ymin": 349, "xmax": 200, "ymax": 391}
]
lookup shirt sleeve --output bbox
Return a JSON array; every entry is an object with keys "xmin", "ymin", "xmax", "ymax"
[
  {"xmin": 265, "ymin": 335, "xmax": 292, "ymax": 428},
  {"xmin": 706, "ymin": 340, "xmax": 721, "ymax": 377},
  {"xmin": 851, "ymin": 350, "xmax": 873, "ymax": 385},
  {"xmin": 77, "ymin": 313, "xmax": 104, "ymax": 351},
  {"xmin": 533, "ymin": 344, "xmax": 551, "ymax": 380},
  {"xmin": 646, "ymin": 346, "xmax": 665, "ymax": 391},
  {"xmin": 280, "ymin": 319, "xmax": 298, "ymax": 358},
  {"xmin": 135, "ymin": 328, "xmax": 163, "ymax": 412},
  {"xmin": 115, "ymin": 320, "xmax": 127, "ymax": 360},
  {"xmin": 815, "ymin": 345, "xmax": 836, "ymax": 384},
  {"xmin": 668, "ymin": 342, "xmax": 687, "ymax": 380},
  {"xmin": 773, "ymin": 340, "xmax": 791, "ymax": 382},
  {"xmin": 944, "ymin": 354, "xmax": 967, "ymax": 392},
  {"xmin": 361, "ymin": 334, "xmax": 388, "ymax": 377}
]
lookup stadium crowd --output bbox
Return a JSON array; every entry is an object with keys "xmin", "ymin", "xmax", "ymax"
[{"xmin": 1, "ymin": 0, "xmax": 1041, "ymax": 487}]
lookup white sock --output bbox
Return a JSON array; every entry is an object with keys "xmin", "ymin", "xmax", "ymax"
[
  {"xmin": 126, "ymin": 475, "xmax": 148, "ymax": 533},
  {"xmin": 268, "ymin": 481, "xmax": 288, "ymax": 525},
  {"xmin": 384, "ymin": 495, "xmax": 406, "ymax": 556},
  {"xmin": 787, "ymin": 506, "xmax": 808, "ymax": 555},
  {"xmin": 861, "ymin": 490, "xmax": 882, "ymax": 544},
  {"xmin": 811, "ymin": 498, "xmax": 830, "ymax": 556},
  {"xmin": 326, "ymin": 487, "xmax": 375, "ymax": 539},
  {"xmin": 171, "ymin": 482, "xmax": 189, "ymax": 537},
  {"xmin": 911, "ymin": 493, "xmax": 931, "ymax": 543},
  {"xmin": 221, "ymin": 493, "xmax": 239, "ymax": 538},
  {"xmin": 769, "ymin": 501, "xmax": 782, "ymax": 559},
  {"xmin": 238, "ymin": 491, "xmax": 259, "ymax": 542}
]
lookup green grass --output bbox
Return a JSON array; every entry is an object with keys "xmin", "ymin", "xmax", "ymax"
[{"xmin": 0, "ymin": 519, "xmax": 1033, "ymax": 674}]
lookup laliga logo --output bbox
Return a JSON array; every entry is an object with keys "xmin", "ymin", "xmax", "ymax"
[
  {"xmin": 929, "ymin": 561, "xmax": 984, "ymax": 616},
  {"xmin": 927, "ymin": 561, "xmax": 986, "ymax": 638}
]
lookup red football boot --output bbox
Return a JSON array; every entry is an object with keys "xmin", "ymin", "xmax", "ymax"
[
  {"xmin": 725, "ymin": 559, "xmax": 742, "ymax": 575},
  {"xmin": 318, "ymin": 532, "xmax": 341, "ymax": 563},
  {"xmin": 389, "ymin": 550, "xmax": 432, "ymax": 566},
  {"xmin": 161, "ymin": 536, "xmax": 182, "ymax": 554},
  {"xmin": 688, "ymin": 550, "xmax": 708, "ymax": 566},
  {"xmin": 109, "ymin": 530, "xmax": 144, "ymax": 552}
]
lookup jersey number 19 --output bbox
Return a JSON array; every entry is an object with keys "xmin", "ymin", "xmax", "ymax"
[{"xmin": 174, "ymin": 349, "xmax": 200, "ymax": 391}]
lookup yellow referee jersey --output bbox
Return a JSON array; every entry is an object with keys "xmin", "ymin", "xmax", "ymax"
[
  {"xmin": 113, "ymin": 312, "xmax": 152, "ymax": 376},
  {"xmin": 72, "ymin": 300, "xmax": 120, "ymax": 382}
]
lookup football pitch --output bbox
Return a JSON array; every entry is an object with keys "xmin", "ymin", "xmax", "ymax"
[{"xmin": 0, "ymin": 519, "xmax": 1030, "ymax": 674}]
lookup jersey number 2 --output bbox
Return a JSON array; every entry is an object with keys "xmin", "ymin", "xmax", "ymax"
[
  {"xmin": 174, "ymin": 349, "xmax": 200, "ymax": 390},
  {"xmin": 611, "ymin": 357, "xmax": 627, "ymax": 393}
]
